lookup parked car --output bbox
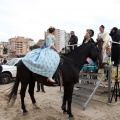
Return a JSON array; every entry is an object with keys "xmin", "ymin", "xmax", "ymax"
[{"xmin": 0, "ymin": 58, "xmax": 22, "ymax": 84}]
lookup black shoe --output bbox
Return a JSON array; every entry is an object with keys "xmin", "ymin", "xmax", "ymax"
[
  {"xmin": 53, "ymin": 82, "xmax": 59, "ymax": 86},
  {"xmin": 36, "ymin": 90, "xmax": 40, "ymax": 92},
  {"xmin": 42, "ymin": 91, "xmax": 46, "ymax": 93}
]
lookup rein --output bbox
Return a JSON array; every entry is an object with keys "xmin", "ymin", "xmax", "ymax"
[{"xmin": 60, "ymin": 55, "xmax": 85, "ymax": 67}]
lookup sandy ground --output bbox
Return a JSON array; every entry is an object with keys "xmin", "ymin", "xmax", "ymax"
[{"xmin": 0, "ymin": 82, "xmax": 120, "ymax": 120}]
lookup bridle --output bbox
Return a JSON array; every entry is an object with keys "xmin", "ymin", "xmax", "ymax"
[{"xmin": 60, "ymin": 55, "xmax": 85, "ymax": 67}]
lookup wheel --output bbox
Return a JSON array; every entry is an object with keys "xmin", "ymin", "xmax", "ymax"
[{"xmin": 0, "ymin": 73, "xmax": 11, "ymax": 84}]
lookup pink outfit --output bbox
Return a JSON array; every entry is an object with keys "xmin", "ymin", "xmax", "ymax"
[{"xmin": 86, "ymin": 57, "xmax": 92, "ymax": 64}]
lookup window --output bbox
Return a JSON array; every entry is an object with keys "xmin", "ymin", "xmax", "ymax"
[{"xmin": 6, "ymin": 59, "xmax": 18, "ymax": 66}]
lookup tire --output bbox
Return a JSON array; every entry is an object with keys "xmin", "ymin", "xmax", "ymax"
[{"xmin": 0, "ymin": 73, "xmax": 11, "ymax": 84}]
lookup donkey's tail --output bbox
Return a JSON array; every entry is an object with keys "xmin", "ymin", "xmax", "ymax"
[{"xmin": 7, "ymin": 73, "xmax": 20, "ymax": 104}]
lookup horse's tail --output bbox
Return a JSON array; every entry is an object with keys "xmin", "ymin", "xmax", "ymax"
[{"xmin": 7, "ymin": 72, "xmax": 20, "ymax": 104}]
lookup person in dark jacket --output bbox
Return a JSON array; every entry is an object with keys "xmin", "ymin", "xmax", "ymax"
[
  {"xmin": 2, "ymin": 58, "xmax": 7, "ymax": 64},
  {"xmin": 110, "ymin": 27, "xmax": 120, "ymax": 46},
  {"xmin": 36, "ymin": 81, "xmax": 45, "ymax": 93},
  {"xmin": 68, "ymin": 31, "xmax": 78, "ymax": 51},
  {"xmin": 82, "ymin": 29, "xmax": 95, "ymax": 44},
  {"xmin": 110, "ymin": 27, "xmax": 120, "ymax": 65},
  {"xmin": 0, "ymin": 65, "xmax": 2, "ymax": 74},
  {"xmin": 82, "ymin": 29, "xmax": 95, "ymax": 64},
  {"xmin": 109, "ymin": 27, "xmax": 118, "ymax": 40}
]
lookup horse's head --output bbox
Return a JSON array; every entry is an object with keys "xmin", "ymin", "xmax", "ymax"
[{"xmin": 88, "ymin": 43, "xmax": 102, "ymax": 67}]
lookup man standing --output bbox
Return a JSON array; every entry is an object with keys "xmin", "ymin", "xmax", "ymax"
[
  {"xmin": 0, "ymin": 65, "xmax": 2, "ymax": 74},
  {"xmin": 110, "ymin": 27, "xmax": 120, "ymax": 65},
  {"xmin": 110, "ymin": 27, "xmax": 120, "ymax": 46},
  {"xmin": 2, "ymin": 58, "xmax": 7, "ymax": 64},
  {"xmin": 36, "ymin": 81, "xmax": 45, "ymax": 93},
  {"xmin": 68, "ymin": 31, "xmax": 78, "ymax": 52}
]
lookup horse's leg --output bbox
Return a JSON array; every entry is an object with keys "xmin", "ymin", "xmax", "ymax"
[
  {"xmin": 61, "ymin": 86, "xmax": 67, "ymax": 113},
  {"xmin": 28, "ymin": 80, "xmax": 36, "ymax": 104},
  {"xmin": 28, "ymin": 80, "xmax": 39, "ymax": 109},
  {"xmin": 66, "ymin": 84, "xmax": 74, "ymax": 118},
  {"xmin": 20, "ymin": 83, "xmax": 28, "ymax": 114}
]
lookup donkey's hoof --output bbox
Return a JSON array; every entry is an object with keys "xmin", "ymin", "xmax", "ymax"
[
  {"xmin": 33, "ymin": 103, "xmax": 40, "ymax": 109},
  {"xmin": 23, "ymin": 109, "xmax": 28, "ymax": 115}
]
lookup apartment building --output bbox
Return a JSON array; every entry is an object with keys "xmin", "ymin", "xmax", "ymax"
[
  {"xmin": 65, "ymin": 33, "xmax": 70, "ymax": 46},
  {"xmin": 8, "ymin": 36, "xmax": 34, "ymax": 56},
  {"xmin": 0, "ymin": 43, "xmax": 3, "ymax": 56},
  {"xmin": 54, "ymin": 29, "xmax": 65, "ymax": 51},
  {"xmin": 1, "ymin": 42, "xmax": 9, "ymax": 48},
  {"xmin": 27, "ymin": 38, "xmax": 35, "ymax": 47}
]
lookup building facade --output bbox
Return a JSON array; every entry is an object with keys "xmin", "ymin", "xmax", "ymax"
[
  {"xmin": 0, "ymin": 43, "xmax": 3, "ymax": 56},
  {"xmin": 27, "ymin": 38, "xmax": 35, "ymax": 47},
  {"xmin": 8, "ymin": 36, "xmax": 34, "ymax": 56},
  {"xmin": 1, "ymin": 42, "xmax": 9, "ymax": 48},
  {"xmin": 65, "ymin": 33, "xmax": 70, "ymax": 46}
]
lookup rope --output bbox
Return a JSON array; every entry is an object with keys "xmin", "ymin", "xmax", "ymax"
[{"xmin": 60, "ymin": 55, "xmax": 85, "ymax": 67}]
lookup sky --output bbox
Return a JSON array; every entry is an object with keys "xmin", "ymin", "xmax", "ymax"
[{"xmin": 0, "ymin": 0, "xmax": 120, "ymax": 43}]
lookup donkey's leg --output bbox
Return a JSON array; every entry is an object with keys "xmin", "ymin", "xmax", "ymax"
[
  {"xmin": 61, "ymin": 86, "xmax": 67, "ymax": 113},
  {"xmin": 20, "ymin": 83, "xmax": 28, "ymax": 114},
  {"xmin": 66, "ymin": 84, "xmax": 74, "ymax": 118}
]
